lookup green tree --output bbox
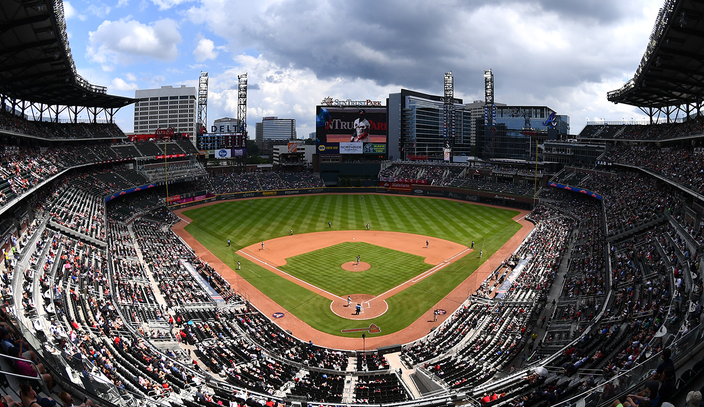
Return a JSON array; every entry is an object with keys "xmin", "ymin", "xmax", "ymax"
[{"xmin": 246, "ymin": 139, "xmax": 260, "ymax": 156}]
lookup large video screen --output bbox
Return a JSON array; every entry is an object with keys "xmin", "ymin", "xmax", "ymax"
[{"xmin": 316, "ymin": 106, "xmax": 387, "ymax": 145}]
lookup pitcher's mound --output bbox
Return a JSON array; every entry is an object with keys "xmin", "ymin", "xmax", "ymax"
[{"xmin": 341, "ymin": 261, "xmax": 370, "ymax": 271}]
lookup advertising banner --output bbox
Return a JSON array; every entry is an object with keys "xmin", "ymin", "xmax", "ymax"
[
  {"xmin": 339, "ymin": 142, "xmax": 364, "ymax": 154},
  {"xmin": 156, "ymin": 153, "xmax": 186, "ymax": 159},
  {"xmin": 316, "ymin": 143, "xmax": 340, "ymax": 155},
  {"xmin": 215, "ymin": 149, "xmax": 231, "ymax": 159},
  {"xmin": 232, "ymin": 148, "xmax": 247, "ymax": 157},
  {"xmin": 378, "ymin": 181, "xmax": 412, "ymax": 191},
  {"xmin": 395, "ymin": 178, "xmax": 428, "ymax": 185},
  {"xmin": 105, "ymin": 183, "xmax": 157, "ymax": 202},
  {"xmin": 166, "ymin": 195, "xmax": 181, "ymax": 203},
  {"xmin": 548, "ymin": 182, "xmax": 602, "ymax": 200},
  {"xmin": 287, "ymin": 142, "xmax": 298, "ymax": 153},
  {"xmin": 363, "ymin": 143, "xmax": 386, "ymax": 154}
]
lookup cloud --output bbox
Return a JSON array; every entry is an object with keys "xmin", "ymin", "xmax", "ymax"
[
  {"xmin": 87, "ymin": 18, "xmax": 182, "ymax": 70},
  {"xmin": 151, "ymin": 0, "xmax": 194, "ymax": 10},
  {"xmin": 193, "ymin": 37, "xmax": 218, "ymax": 62},
  {"xmin": 111, "ymin": 77, "xmax": 139, "ymax": 91},
  {"xmin": 206, "ymin": 54, "xmax": 397, "ymax": 135},
  {"xmin": 183, "ymin": 0, "xmax": 662, "ymax": 134},
  {"xmin": 86, "ymin": 4, "xmax": 112, "ymax": 18},
  {"xmin": 140, "ymin": 74, "xmax": 166, "ymax": 85},
  {"xmin": 63, "ymin": 1, "xmax": 77, "ymax": 19}
]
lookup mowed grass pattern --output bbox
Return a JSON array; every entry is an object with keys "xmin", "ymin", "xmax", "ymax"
[
  {"xmin": 279, "ymin": 242, "xmax": 431, "ymax": 296},
  {"xmin": 183, "ymin": 194, "xmax": 522, "ymax": 337}
]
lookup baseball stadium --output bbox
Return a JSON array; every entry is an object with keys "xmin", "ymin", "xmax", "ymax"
[{"xmin": 0, "ymin": 1, "xmax": 703, "ymax": 407}]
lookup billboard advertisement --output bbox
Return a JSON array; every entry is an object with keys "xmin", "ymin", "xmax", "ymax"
[
  {"xmin": 339, "ymin": 142, "xmax": 363, "ymax": 154},
  {"xmin": 316, "ymin": 143, "xmax": 340, "ymax": 155},
  {"xmin": 232, "ymin": 148, "xmax": 247, "ymax": 157},
  {"xmin": 215, "ymin": 148, "xmax": 231, "ymax": 159},
  {"xmin": 378, "ymin": 181, "xmax": 412, "ymax": 191},
  {"xmin": 363, "ymin": 143, "xmax": 386, "ymax": 154},
  {"xmin": 316, "ymin": 106, "xmax": 387, "ymax": 154}
]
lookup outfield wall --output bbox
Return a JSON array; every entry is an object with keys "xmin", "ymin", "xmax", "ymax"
[{"xmin": 168, "ymin": 185, "xmax": 534, "ymax": 210}]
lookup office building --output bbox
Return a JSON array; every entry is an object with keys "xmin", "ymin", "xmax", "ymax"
[
  {"xmin": 133, "ymin": 85, "xmax": 197, "ymax": 145},
  {"xmin": 255, "ymin": 117, "xmax": 296, "ymax": 150},
  {"xmin": 387, "ymin": 89, "xmax": 467, "ymax": 161}
]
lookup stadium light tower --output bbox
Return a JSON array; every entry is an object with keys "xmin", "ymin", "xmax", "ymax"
[
  {"xmin": 236, "ymin": 73, "xmax": 248, "ymax": 169},
  {"xmin": 443, "ymin": 72, "xmax": 454, "ymax": 162},
  {"xmin": 197, "ymin": 71, "xmax": 208, "ymax": 135},
  {"xmin": 484, "ymin": 69, "xmax": 496, "ymax": 159},
  {"xmin": 237, "ymin": 73, "xmax": 248, "ymax": 137}
]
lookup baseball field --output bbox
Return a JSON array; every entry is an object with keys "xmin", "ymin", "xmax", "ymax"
[{"xmin": 178, "ymin": 194, "xmax": 524, "ymax": 339}]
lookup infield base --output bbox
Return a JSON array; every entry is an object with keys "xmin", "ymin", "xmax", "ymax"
[{"xmin": 331, "ymin": 294, "xmax": 388, "ymax": 320}]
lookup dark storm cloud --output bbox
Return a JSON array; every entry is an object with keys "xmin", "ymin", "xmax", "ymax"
[
  {"xmin": 244, "ymin": 0, "xmax": 463, "ymax": 89},
  {"xmin": 527, "ymin": 0, "xmax": 633, "ymax": 23},
  {"xmin": 239, "ymin": 1, "xmax": 642, "ymax": 103},
  {"xmin": 188, "ymin": 0, "xmax": 659, "ymax": 131}
]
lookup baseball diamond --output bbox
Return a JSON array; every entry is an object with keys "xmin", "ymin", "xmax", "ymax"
[{"xmin": 173, "ymin": 193, "xmax": 531, "ymax": 348}]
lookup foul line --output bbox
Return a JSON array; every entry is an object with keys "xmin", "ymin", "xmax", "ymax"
[
  {"xmin": 238, "ymin": 250, "xmax": 345, "ymax": 301},
  {"xmin": 371, "ymin": 247, "xmax": 473, "ymax": 301}
]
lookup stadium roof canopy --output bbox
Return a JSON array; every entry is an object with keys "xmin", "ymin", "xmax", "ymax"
[
  {"xmin": 0, "ymin": 0, "xmax": 134, "ymax": 111},
  {"xmin": 607, "ymin": 0, "xmax": 704, "ymax": 110}
]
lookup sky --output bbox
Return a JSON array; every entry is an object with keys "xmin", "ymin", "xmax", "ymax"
[{"xmin": 62, "ymin": 0, "xmax": 665, "ymax": 138}]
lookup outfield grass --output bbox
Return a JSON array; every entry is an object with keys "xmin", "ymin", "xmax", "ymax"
[
  {"xmin": 279, "ymin": 242, "xmax": 431, "ymax": 296},
  {"xmin": 184, "ymin": 194, "xmax": 522, "ymax": 337}
]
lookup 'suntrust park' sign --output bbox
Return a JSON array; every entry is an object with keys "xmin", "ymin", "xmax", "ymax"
[{"xmin": 321, "ymin": 97, "xmax": 383, "ymax": 107}]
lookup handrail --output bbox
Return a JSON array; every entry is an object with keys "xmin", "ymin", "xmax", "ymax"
[{"xmin": 0, "ymin": 353, "xmax": 46, "ymax": 382}]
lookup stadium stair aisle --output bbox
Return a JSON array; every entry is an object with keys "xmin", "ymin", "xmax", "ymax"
[
  {"xmin": 280, "ymin": 369, "xmax": 310, "ymax": 398},
  {"xmin": 501, "ymin": 226, "xmax": 577, "ymax": 374},
  {"xmin": 29, "ymin": 228, "xmax": 52, "ymax": 323},
  {"xmin": 127, "ymin": 223, "xmax": 171, "ymax": 312},
  {"xmin": 385, "ymin": 352, "xmax": 421, "ymax": 398},
  {"xmin": 11, "ymin": 220, "xmax": 47, "ymax": 323},
  {"xmin": 346, "ymin": 356, "xmax": 356, "ymax": 373},
  {"xmin": 342, "ymin": 373, "xmax": 357, "ymax": 403},
  {"xmin": 125, "ymin": 222, "xmax": 225, "ymax": 384}
]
